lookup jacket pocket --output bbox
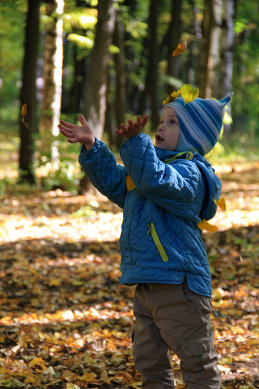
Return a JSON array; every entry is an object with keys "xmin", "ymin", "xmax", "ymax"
[{"xmin": 148, "ymin": 222, "xmax": 169, "ymax": 262}]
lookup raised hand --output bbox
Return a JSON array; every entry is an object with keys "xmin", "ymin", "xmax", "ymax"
[
  {"xmin": 115, "ymin": 114, "xmax": 149, "ymax": 140},
  {"xmin": 58, "ymin": 115, "xmax": 95, "ymax": 150}
]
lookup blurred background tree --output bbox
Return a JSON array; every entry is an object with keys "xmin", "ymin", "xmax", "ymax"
[{"xmin": 0, "ymin": 0, "xmax": 258, "ymax": 189}]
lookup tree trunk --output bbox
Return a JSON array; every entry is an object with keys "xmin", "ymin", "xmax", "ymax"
[
  {"xmin": 166, "ymin": 0, "xmax": 183, "ymax": 87},
  {"xmin": 219, "ymin": 0, "xmax": 234, "ymax": 97},
  {"xmin": 18, "ymin": 0, "xmax": 41, "ymax": 184},
  {"xmin": 219, "ymin": 0, "xmax": 234, "ymax": 135},
  {"xmin": 113, "ymin": 9, "xmax": 126, "ymax": 149},
  {"xmin": 123, "ymin": 0, "xmax": 138, "ymax": 113},
  {"xmin": 186, "ymin": 0, "xmax": 201, "ymax": 86},
  {"xmin": 114, "ymin": 11, "xmax": 126, "ymax": 129},
  {"xmin": 199, "ymin": 0, "xmax": 222, "ymax": 98},
  {"xmin": 39, "ymin": 0, "xmax": 64, "ymax": 163},
  {"xmin": 139, "ymin": 0, "xmax": 160, "ymax": 129},
  {"xmin": 67, "ymin": 45, "xmax": 86, "ymax": 114},
  {"xmin": 83, "ymin": 0, "xmax": 116, "ymax": 139},
  {"xmin": 80, "ymin": 0, "xmax": 116, "ymax": 193}
]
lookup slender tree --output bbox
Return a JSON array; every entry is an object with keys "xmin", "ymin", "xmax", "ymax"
[
  {"xmin": 80, "ymin": 0, "xmax": 116, "ymax": 192},
  {"xmin": 219, "ymin": 0, "xmax": 234, "ymax": 97},
  {"xmin": 66, "ymin": 44, "xmax": 86, "ymax": 114},
  {"xmin": 123, "ymin": 0, "xmax": 138, "ymax": 113},
  {"xmin": 18, "ymin": 0, "xmax": 41, "ymax": 184},
  {"xmin": 139, "ymin": 0, "xmax": 160, "ymax": 129},
  {"xmin": 39, "ymin": 0, "xmax": 64, "ymax": 163},
  {"xmin": 83, "ymin": 0, "xmax": 116, "ymax": 140},
  {"xmin": 104, "ymin": 7, "xmax": 126, "ymax": 150},
  {"xmin": 166, "ymin": 0, "xmax": 183, "ymax": 87},
  {"xmin": 199, "ymin": 0, "xmax": 223, "ymax": 98},
  {"xmin": 113, "ymin": 8, "xmax": 126, "ymax": 148},
  {"xmin": 218, "ymin": 0, "xmax": 235, "ymax": 134},
  {"xmin": 186, "ymin": 0, "xmax": 202, "ymax": 86}
]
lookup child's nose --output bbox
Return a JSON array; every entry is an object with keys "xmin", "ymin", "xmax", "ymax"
[{"xmin": 158, "ymin": 123, "xmax": 164, "ymax": 131}]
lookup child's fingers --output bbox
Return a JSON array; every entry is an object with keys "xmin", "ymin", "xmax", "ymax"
[
  {"xmin": 115, "ymin": 128, "xmax": 124, "ymax": 136},
  {"xmin": 78, "ymin": 115, "xmax": 88, "ymax": 126},
  {"xmin": 67, "ymin": 138, "xmax": 78, "ymax": 143},
  {"xmin": 60, "ymin": 120, "xmax": 73, "ymax": 128},
  {"xmin": 60, "ymin": 129, "xmax": 75, "ymax": 138},
  {"xmin": 135, "ymin": 115, "xmax": 141, "ymax": 128},
  {"xmin": 128, "ymin": 120, "xmax": 133, "ymax": 128},
  {"xmin": 142, "ymin": 114, "xmax": 149, "ymax": 126},
  {"xmin": 120, "ymin": 123, "xmax": 126, "ymax": 131},
  {"xmin": 59, "ymin": 126, "xmax": 73, "ymax": 134}
]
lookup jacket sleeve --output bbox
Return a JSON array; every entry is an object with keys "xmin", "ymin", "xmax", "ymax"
[
  {"xmin": 79, "ymin": 138, "xmax": 127, "ymax": 208},
  {"xmin": 120, "ymin": 132, "xmax": 201, "ymax": 211}
]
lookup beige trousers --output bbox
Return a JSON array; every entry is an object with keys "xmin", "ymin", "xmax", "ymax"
[{"xmin": 133, "ymin": 281, "xmax": 220, "ymax": 389}]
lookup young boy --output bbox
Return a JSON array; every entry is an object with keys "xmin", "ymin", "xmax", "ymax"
[{"xmin": 59, "ymin": 92, "xmax": 231, "ymax": 389}]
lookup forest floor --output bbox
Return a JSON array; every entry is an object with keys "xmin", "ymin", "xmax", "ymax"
[{"xmin": 0, "ymin": 139, "xmax": 258, "ymax": 388}]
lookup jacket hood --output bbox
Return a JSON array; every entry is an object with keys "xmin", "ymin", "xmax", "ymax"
[
  {"xmin": 190, "ymin": 154, "xmax": 221, "ymax": 221},
  {"xmin": 155, "ymin": 147, "xmax": 222, "ymax": 221}
]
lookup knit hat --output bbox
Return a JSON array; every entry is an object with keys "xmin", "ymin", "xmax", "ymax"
[{"xmin": 163, "ymin": 95, "xmax": 231, "ymax": 156}]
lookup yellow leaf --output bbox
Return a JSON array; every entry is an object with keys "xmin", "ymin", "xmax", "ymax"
[
  {"xmin": 172, "ymin": 41, "xmax": 187, "ymax": 56},
  {"xmin": 126, "ymin": 175, "xmax": 135, "ymax": 191},
  {"xmin": 21, "ymin": 103, "xmax": 27, "ymax": 123},
  {"xmin": 29, "ymin": 357, "xmax": 47, "ymax": 370},
  {"xmin": 180, "ymin": 84, "xmax": 199, "ymax": 104},
  {"xmin": 197, "ymin": 220, "xmax": 218, "ymax": 232},
  {"xmin": 218, "ymin": 196, "xmax": 226, "ymax": 211},
  {"xmin": 219, "ymin": 356, "xmax": 233, "ymax": 365},
  {"xmin": 48, "ymin": 278, "xmax": 61, "ymax": 286},
  {"xmin": 24, "ymin": 374, "xmax": 36, "ymax": 384},
  {"xmin": 107, "ymin": 338, "xmax": 117, "ymax": 351},
  {"xmin": 163, "ymin": 90, "xmax": 181, "ymax": 105},
  {"xmin": 78, "ymin": 372, "xmax": 97, "ymax": 382}
]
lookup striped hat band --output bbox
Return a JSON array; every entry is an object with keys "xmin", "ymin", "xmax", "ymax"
[{"xmin": 163, "ymin": 95, "xmax": 231, "ymax": 156}]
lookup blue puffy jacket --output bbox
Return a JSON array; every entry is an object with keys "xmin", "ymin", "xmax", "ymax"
[{"xmin": 79, "ymin": 132, "xmax": 221, "ymax": 297}]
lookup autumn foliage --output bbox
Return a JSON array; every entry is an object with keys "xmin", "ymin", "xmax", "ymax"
[{"xmin": 0, "ymin": 160, "xmax": 258, "ymax": 388}]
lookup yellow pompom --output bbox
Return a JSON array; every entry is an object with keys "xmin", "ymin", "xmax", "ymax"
[
  {"xmin": 180, "ymin": 84, "xmax": 199, "ymax": 104},
  {"xmin": 197, "ymin": 220, "xmax": 218, "ymax": 232}
]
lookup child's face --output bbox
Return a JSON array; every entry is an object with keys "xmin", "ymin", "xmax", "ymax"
[{"xmin": 155, "ymin": 107, "xmax": 180, "ymax": 151}]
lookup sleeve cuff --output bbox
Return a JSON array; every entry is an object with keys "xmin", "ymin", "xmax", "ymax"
[{"xmin": 80, "ymin": 138, "xmax": 101, "ymax": 158}]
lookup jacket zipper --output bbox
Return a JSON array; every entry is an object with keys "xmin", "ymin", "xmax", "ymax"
[{"xmin": 148, "ymin": 222, "xmax": 169, "ymax": 262}]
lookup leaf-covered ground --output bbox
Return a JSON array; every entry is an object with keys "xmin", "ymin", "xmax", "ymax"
[{"xmin": 0, "ymin": 160, "xmax": 258, "ymax": 388}]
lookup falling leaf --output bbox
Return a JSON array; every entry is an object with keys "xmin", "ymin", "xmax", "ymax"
[
  {"xmin": 172, "ymin": 41, "xmax": 187, "ymax": 56},
  {"xmin": 126, "ymin": 175, "xmax": 135, "ymax": 191},
  {"xmin": 21, "ymin": 103, "xmax": 27, "ymax": 125},
  {"xmin": 218, "ymin": 196, "xmax": 226, "ymax": 211},
  {"xmin": 180, "ymin": 84, "xmax": 199, "ymax": 104},
  {"xmin": 197, "ymin": 219, "xmax": 218, "ymax": 232}
]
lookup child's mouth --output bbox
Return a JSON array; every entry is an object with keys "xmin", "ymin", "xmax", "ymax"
[{"xmin": 156, "ymin": 134, "xmax": 164, "ymax": 142}]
